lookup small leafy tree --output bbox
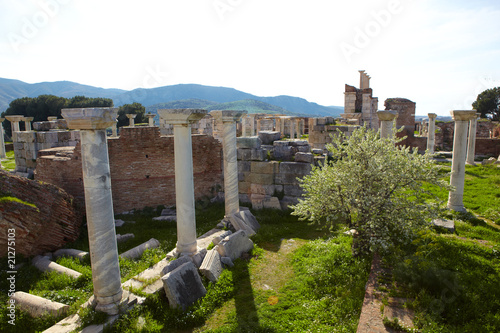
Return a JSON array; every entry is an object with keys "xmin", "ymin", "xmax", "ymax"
[{"xmin": 292, "ymin": 126, "xmax": 451, "ymax": 255}]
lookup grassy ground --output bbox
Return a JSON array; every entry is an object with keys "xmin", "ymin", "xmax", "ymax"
[
  {"xmin": 108, "ymin": 209, "xmax": 371, "ymax": 333},
  {"xmin": 0, "ymin": 150, "xmax": 15, "ymax": 171},
  {"xmin": 1, "ymin": 162, "xmax": 498, "ymax": 332},
  {"xmin": 384, "ymin": 163, "xmax": 500, "ymax": 332}
]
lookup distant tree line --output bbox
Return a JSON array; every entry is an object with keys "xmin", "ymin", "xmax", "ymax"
[{"xmin": 1, "ymin": 95, "xmax": 145, "ymax": 138}]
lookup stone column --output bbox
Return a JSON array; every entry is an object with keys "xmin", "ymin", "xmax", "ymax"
[
  {"xmin": 126, "ymin": 114, "xmax": 136, "ymax": 127},
  {"xmin": 61, "ymin": 108, "xmax": 123, "ymax": 315},
  {"xmin": 295, "ymin": 118, "xmax": 302, "ymax": 138},
  {"xmin": 280, "ymin": 117, "xmax": 285, "ymax": 137},
  {"xmin": 466, "ymin": 113, "xmax": 480, "ymax": 165},
  {"xmin": 0, "ymin": 118, "xmax": 6, "ymax": 159},
  {"xmin": 290, "ymin": 118, "xmax": 296, "ymax": 139},
  {"xmin": 447, "ymin": 110, "xmax": 477, "ymax": 212},
  {"xmin": 112, "ymin": 120, "xmax": 118, "ymax": 137},
  {"xmin": 5, "ymin": 115, "xmax": 24, "ymax": 133},
  {"xmin": 23, "ymin": 117, "xmax": 34, "ymax": 131},
  {"xmin": 256, "ymin": 118, "xmax": 262, "ymax": 134},
  {"xmin": 376, "ymin": 111, "xmax": 397, "ymax": 139},
  {"xmin": 250, "ymin": 115, "xmax": 255, "ymax": 136},
  {"xmin": 158, "ymin": 109, "xmax": 207, "ymax": 256},
  {"xmin": 427, "ymin": 113, "xmax": 437, "ymax": 153},
  {"xmin": 210, "ymin": 110, "xmax": 247, "ymax": 217},
  {"xmin": 146, "ymin": 114, "xmax": 156, "ymax": 126}
]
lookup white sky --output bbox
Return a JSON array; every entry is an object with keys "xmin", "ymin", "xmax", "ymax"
[{"xmin": 1, "ymin": 0, "xmax": 499, "ymax": 116}]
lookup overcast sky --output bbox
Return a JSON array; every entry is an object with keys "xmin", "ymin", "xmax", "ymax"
[{"xmin": 1, "ymin": 0, "xmax": 499, "ymax": 116}]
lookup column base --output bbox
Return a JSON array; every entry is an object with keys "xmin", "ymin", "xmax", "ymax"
[
  {"xmin": 466, "ymin": 161, "xmax": 476, "ymax": 166},
  {"xmin": 176, "ymin": 240, "xmax": 198, "ymax": 257},
  {"xmin": 447, "ymin": 202, "xmax": 466, "ymax": 213},
  {"xmin": 91, "ymin": 289, "xmax": 129, "ymax": 315}
]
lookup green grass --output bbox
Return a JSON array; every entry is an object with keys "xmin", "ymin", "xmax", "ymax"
[
  {"xmin": 422, "ymin": 163, "xmax": 500, "ymax": 224},
  {"xmin": 0, "ymin": 202, "xmax": 225, "ymax": 333},
  {"xmin": 1, "ymin": 150, "xmax": 16, "ymax": 171}
]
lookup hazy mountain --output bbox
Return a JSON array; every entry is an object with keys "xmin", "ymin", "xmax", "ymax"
[
  {"xmin": 145, "ymin": 99, "xmax": 304, "ymax": 120},
  {"xmin": 0, "ymin": 78, "xmax": 343, "ymax": 117}
]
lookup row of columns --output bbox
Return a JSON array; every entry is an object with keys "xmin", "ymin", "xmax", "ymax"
[
  {"xmin": 376, "ymin": 109, "xmax": 480, "ymax": 213},
  {"xmin": 242, "ymin": 115, "xmax": 304, "ymax": 138},
  {"xmin": 59, "ymin": 107, "xmax": 245, "ymax": 314}
]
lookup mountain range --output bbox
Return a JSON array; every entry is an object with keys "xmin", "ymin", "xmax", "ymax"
[{"xmin": 0, "ymin": 78, "xmax": 343, "ymax": 117}]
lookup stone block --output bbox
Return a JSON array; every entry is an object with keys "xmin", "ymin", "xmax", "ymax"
[
  {"xmin": 311, "ymin": 148, "xmax": 324, "ymax": 155},
  {"xmin": 120, "ymin": 238, "xmax": 160, "ymax": 259},
  {"xmin": 237, "ymin": 136, "xmax": 262, "ymax": 149},
  {"xmin": 227, "ymin": 213, "xmax": 256, "ymax": 236},
  {"xmin": 283, "ymin": 184, "xmax": 303, "ymax": 197},
  {"xmin": 250, "ymin": 149, "xmax": 266, "ymax": 161},
  {"xmin": 275, "ymin": 173, "xmax": 301, "ymax": 185},
  {"xmin": 33, "ymin": 121, "xmax": 51, "ymax": 131},
  {"xmin": 200, "ymin": 249, "xmax": 222, "ymax": 282},
  {"xmin": 162, "ymin": 261, "xmax": 207, "ymax": 310},
  {"xmin": 263, "ymin": 197, "xmax": 282, "ymax": 210},
  {"xmin": 191, "ymin": 248, "xmax": 207, "ymax": 268},
  {"xmin": 220, "ymin": 256, "xmax": 234, "ymax": 267},
  {"xmin": 294, "ymin": 152, "xmax": 314, "ymax": 164},
  {"xmin": 239, "ymin": 181, "xmax": 251, "ymax": 194},
  {"xmin": 250, "ymin": 183, "xmax": 275, "ymax": 196},
  {"xmin": 247, "ymin": 173, "xmax": 274, "ymax": 185},
  {"xmin": 273, "ymin": 145, "xmax": 293, "ymax": 161},
  {"xmin": 432, "ymin": 219, "xmax": 455, "ymax": 233},
  {"xmin": 161, "ymin": 255, "xmax": 193, "ymax": 275},
  {"xmin": 237, "ymin": 210, "xmax": 260, "ymax": 231},
  {"xmin": 11, "ymin": 292, "xmax": 70, "ymax": 318},
  {"xmin": 251, "ymin": 161, "xmax": 278, "ymax": 174},
  {"xmin": 239, "ymin": 193, "xmax": 251, "ymax": 204},
  {"xmin": 258, "ymin": 131, "xmax": 281, "ymax": 145},
  {"xmin": 215, "ymin": 230, "xmax": 254, "ymax": 261},
  {"xmin": 115, "ymin": 219, "xmax": 125, "ymax": 227},
  {"xmin": 273, "ymin": 141, "xmax": 290, "ymax": 147},
  {"xmin": 57, "ymin": 131, "xmax": 71, "ymax": 142},
  {"xmin": 238, "ymin": 148, "xmax": 265, "ymax": 161},
  {"xmin": 238, "ymin": 160, "xmax": 251, "ymax": 173},
  {"xmin": 289, "ymin": 140, "xmax": 309, "ymax": 146},
  {"xmin": 297, "ymin": 145, "xmax": 311, "ymax": 153},
  {"xmin": 279, "ymin": 162, "xmax": 313, "ymax": 174},
  {"xmin": 212, "ymin": 230, "xmax": 233, "ymax": 245}
]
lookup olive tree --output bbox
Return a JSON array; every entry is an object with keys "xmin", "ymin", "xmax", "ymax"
[{"xmin": 292, "ymin": 126, "xmax": 451, "ymax": 255}]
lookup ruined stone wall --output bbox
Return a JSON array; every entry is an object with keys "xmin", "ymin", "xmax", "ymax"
[
  {"xmin": 0, "ymin": 170, "xmax": 82, "ymax": 257},
  {"xmin": 12, "ymin": 130, "xmax": 79, "ymax": 175},
  {"xmin": 435, "ymin": 121, "xmax": 499, "ymax": 151},
  {"xmin": 35, "ymin": 127, "xmax": 223, "ymax": 214},
  {"xmin": 384, "ymin": 98, "xmax": 416, "ymax": 138},
  {"xmin": 308, "ymin": 121, "xmax": 359, "ymax": 150}
]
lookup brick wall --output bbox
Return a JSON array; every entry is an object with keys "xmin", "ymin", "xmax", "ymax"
[
  {"xmin": 0, "ymin": 170, "xmax": 82, "ymax": 257},
  {"xmin": 35, "ymin": 127, "xmax": 223, "ymax": 214}
]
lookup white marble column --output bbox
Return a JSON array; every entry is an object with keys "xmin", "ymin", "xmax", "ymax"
[
  {"xmin": 280, "ymin": 117, "xmax": 285, "ymax": 138},
  {"xmin": 23, "ymin": 117, "xmax": 34, "ymax": 131},
  {"xmin": 210, "ymin": 110, "xmax": 247, "ymax": 217},
  {"xmin": 466, "ymin": 113, "xmax": 480, "ymax": 165},
  {"xmin": 249, "ymin": 115, "xmax": 255, "ymax": 136},
  {"xmin": 126, "ymin": 114, "xmax": 136, "ymax": 127},
  {"xmin": 5, "ymin": 115, "xmax": 24, "ymax": 133},
  {"xmin": 146, "ymin": 114, "xmax": 155, "ymax": 126},
  {"xmin": 61, "ymin": 108, "xmax": 123, "ymax": 315},
  {"xmin": 112, "ymin": 120, "xmax": 118, "ymax": 137},
  {"xmin": 158, "ymin": 109, "xmax": 207, "ymax": 256},
  {"xmin": 447, "ymin": 110, "xmax": 477, "ymax": 212},
  {"xmin": 256, "ymin": 118, "xmax": 262, "ymax": 134},
  {"xmin": 377, "ymin": 111, "xmax": 397, "ymax": 139},
  {"xmin": 0, "ymin": 118, "xmax": 6, "ymax": 158},
  {"xmin": 427, "ymin": 113, "xmax": 437, "ymax": 153}
]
